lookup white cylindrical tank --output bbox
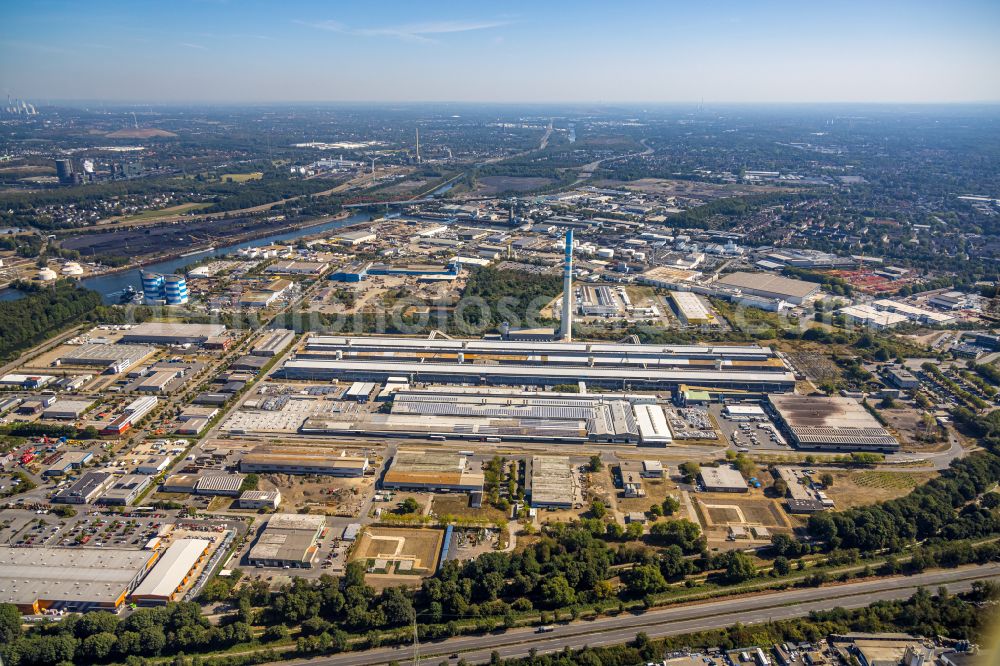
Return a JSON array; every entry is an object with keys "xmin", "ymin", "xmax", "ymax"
[
  {"xmin": 597, "ymin": 248, "xmax": 615, "ymax": 259},
  {"xmin": 37, "ymin": 267, "xmax": 58, "ymax": 281}
]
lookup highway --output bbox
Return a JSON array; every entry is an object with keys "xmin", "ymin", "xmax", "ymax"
[{"xmin": 271, "ymin": 563, "xmax": 1000, "ymax": 666}]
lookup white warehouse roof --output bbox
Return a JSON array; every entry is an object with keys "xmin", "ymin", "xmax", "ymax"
[
  {"xmin": 633, "ymin": 404, "xmax": 672, "ymax": 444},
  {"xmin": 131, "ymin": 538, "xmax": 210, "ymax": 600}
]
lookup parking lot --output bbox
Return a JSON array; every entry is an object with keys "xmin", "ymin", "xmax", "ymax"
[{"xmin": 709, "ymin": 404, "xmax": 792, "ymax": 452}]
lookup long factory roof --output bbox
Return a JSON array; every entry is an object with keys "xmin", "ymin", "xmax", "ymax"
[
  {"xmin": 282, "ymin": 358, "xmax": 797, "ymax": 387},
  {"xmin": 306, "ymin": 335, "xmax": 774, "ymax": 358}
]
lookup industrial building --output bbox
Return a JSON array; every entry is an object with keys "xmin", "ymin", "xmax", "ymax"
[
  {"xmin": 248, "ymin": 513, "xmax": 326, "ymax": 568},
  {"xmin": 98, "ymin": 474, "xmax": 152, "ymax": 506},
  {"xmin": 42, "ymin": 450, "xmax": 93, "ymax": 476},
  {"xmin": 335, "ymin": 229, "xmax": 376, "ymax": 246},
  {"xmin": 528, "ymin": 456, "xmax": 577, "ymax": 508},
  {"xmin": 669, "ymin": 291, "xmax": 717, "ymax": 326},
  {"xmin": 52, "ymin": 471, "xmax": 115, "ymax": 504},
  {"xmin": 195, "ymin": 474, "xmax": 246, "ymax": 497},
  {"xmin": 579, "ymin": 285, "xmax": 621, "ymax": 316},
  {"xmin": 130, "ymin": 538, "xmax": 211, "ymax": 604},
  {"xmin": 122, "ymin": 322, "xmax": 227, "ymax": 345},
  {"xmin": 239, "ymin": 490, "xmax": 282, "ymax": 510},
  {"xmin": 42, "ymin": 398, "xmax": 96, "ymax": 420},
  {"xmin": 767, "ymin": 394, "xmax": 900, "ymax": 452},
  {"xmin": 632, "ymin": 404, "xmax": 672, "ymax": 445},
  {"xmin": 161, "ymin": 474, "xmax": 201, "ymax": 494},
  {"xmin": 281, "ymin": 335, "xmax": 795, "ymax": 392},
  {"xmin": 329, "ymin": 261, "xmax": 372, "ymax": 282},
  {"xmin": 135, "ymin": 455, "xmax": 171, "ymax": 475},
  {"xmin": 382, "ymin": 450, "xmax": 485, "ymax": 493},
  {"xmin": 251, "ymin": 329, "xmax": 296, "ymax": 357},
  {"xmin": 715, "ymin": 272, "xmax": 820, "ymax": 305},
  {"xmin": 0, "ymin": 546, "xmax": 159, "ymax": 614},
  {"xmin": 265, "ymin": 260, "xmax": 329, "ymax": 275},
  {"xmin": 838, "ymin": 304, "xmax": 909, "ymax": 330},
  {"xmin": 101, "ymin": 395, "xmax": 158, "ymax": 435},
  {"xmin": 0, "ymin": 374, "xmax": 54, "ymax": 388},
  {"xmin": 297, "ymin": 387, "xmax": 645, "ymax": 444},
  {"xmin": 699, "ymin": 465, "xmax": 749, "ymax": 493},
  {"xmin": 134, "ymin": 369, "xmax": 181, "ymax": 393},
  {"xmin": 56, "ymin": 343, "xmax": 155, "ymax": 374},
  {"xmin": 240, "ymin": 449, "xmax": 369, "ymax": 476}
]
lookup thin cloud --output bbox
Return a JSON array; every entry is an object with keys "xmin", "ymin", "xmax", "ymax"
[
  {"xmin": 178, "ymin": 42, "xmax": 208, "ymax": 50},
  {"xmin": 297, "ymin": 18, "xmax": 510, "ymax": 44}
]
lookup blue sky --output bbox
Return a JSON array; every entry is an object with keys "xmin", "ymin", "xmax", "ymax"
[{"xmin": 1, "ymin": 0, "xmax": 998, "ymax": 103}]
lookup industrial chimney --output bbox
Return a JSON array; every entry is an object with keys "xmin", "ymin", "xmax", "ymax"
[{"xmin": 561, "ymin": 230, "xmax": 574, "ymax": 341}]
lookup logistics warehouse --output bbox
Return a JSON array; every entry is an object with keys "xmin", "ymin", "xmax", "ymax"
[
  {"xmin": 278, "ymin": 336, "xmax": 796, "ymax": 392},
  {"xmin": 0, "ymin": 539, "xmax": 212, "ymax": 613}
]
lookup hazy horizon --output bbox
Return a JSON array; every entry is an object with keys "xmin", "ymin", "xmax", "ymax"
[{"xmin": 2, "ymin": 0, "xmax": 999, "ymax": 104}]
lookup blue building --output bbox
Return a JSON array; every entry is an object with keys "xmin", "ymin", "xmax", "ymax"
[
  {"xmin": 141, "ymin": 271, "xmax": 188, "ymax": 305},
  {"xmin": 329, "ymin": 261, "xmax": 372, "ymax": 283}
]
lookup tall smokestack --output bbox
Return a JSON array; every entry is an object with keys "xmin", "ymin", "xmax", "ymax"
[{"xmin": 561, "ymin": 229, "xmax": 574, "ymax": 341}]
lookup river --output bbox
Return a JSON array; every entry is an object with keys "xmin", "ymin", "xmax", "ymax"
[{"xmin": 0, "ymin": 212, "xmax": 372, "ymax": 304}]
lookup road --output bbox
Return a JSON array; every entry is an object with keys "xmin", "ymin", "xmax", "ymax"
[{"xmin": 270, "ymin": 563, "xmax": 1000, "ymax": 666}]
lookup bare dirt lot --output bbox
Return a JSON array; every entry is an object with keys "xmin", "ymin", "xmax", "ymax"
[
  {"xmin": 350, "ymin": 526, "xmax": 444, "ymax": 578},
  {"xmin": 431, "ymin": 493, "xmax": 508, "ymax": 524},
  {"xmin": 260, "ymin": 473, "xmax": 373, "ymax": 517}
]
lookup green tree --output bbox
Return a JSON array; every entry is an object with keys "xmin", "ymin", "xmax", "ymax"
[
  {"xmin": 0, "ymin": 603, "xmax": 22, "ymax": 643},
  {"xmin": 724, "ymin": 551, "xmax": 757, "ymax": 584},
  {"xmin": 590, "ymin": 499, "xmax": 607, "ymax": 519},
  {"xmin": 540, "ymin": 575, "xmax": 576, "ymax": 608},
  {"xmin": 589, "ymin": 455, "xmax": 603, "ymax": 472},
  {"xmin": 622, "ymin": 564, "xmax": 667, "ymax": 596},
  {"xmin": 649, "ymin": 519, "xmax": 705, "ymax": 553},
  {"xmin": 679, "ymin": 461, "xmax": 701, "ymax": 482},
  {"xmin": 400, "ymin": 497, "xmax": 420, "ymax": 514}
]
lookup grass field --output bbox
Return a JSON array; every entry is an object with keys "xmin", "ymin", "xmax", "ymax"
[
  {"xmin": 825, "ymin": 470, "xmax": 936, "ymax": 508},
  {"xmin": 222, "ymin": 172, "xmax": 263, "ymax": 183},
  {"xmin": 854, "ymin": 471, "xmax": 924, "ymax": 490}
]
